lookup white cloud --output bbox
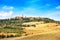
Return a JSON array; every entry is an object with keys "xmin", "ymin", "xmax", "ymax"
[
  {"xmin": 56, "ymin": 5, "xmax": 60, "ymax": 9},
  {"xmin": 0, "ymin": 6, "xmax": 14, "ymax": 19},
  {"xmin": 44, "ymin": 11, "xmax": 60, "ymax": 21},
  {"xmin": 0, "ymin": 11, "xmax": 13, "ymax": 19}
]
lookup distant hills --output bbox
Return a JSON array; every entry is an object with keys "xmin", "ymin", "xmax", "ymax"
[{"xmin": 0, "ymin": 16, "xmax": 60, "ymax": 24}]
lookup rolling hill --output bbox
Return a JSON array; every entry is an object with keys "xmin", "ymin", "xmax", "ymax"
[{"xmin": 0, "ymin": 16, "xmax": 60, "ymax": 39}]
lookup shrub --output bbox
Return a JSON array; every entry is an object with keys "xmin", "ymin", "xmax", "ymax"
[
  {"xmin": 0, "ymin": 34, "xmax": 6, "ymax": 38},
  {"xmin": 10, "ymin": 34, "xmax": 14, "ymax": 37},
  {"xmin": 31, "ymin": 25, "xmax": 36, "ymax": 27}
]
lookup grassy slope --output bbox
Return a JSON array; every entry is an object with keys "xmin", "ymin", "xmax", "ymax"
[
  {"xmin": 0, "ymin": 17, "xmax": 60, "ymax": 39},
  {"xmin": 16, "ymin": 22, "xmax": 60, "ymax": 40},
  {"xmin": 17, "ymin": 30, "xmax": 60, "ymax": 40},
  {"xmin": 0, "ymin": 22, "xmax": 60, "ymax": 40},
  {"xmin": 23, "ymin": 22, "xmax": 60, "ymax": 34},
  {"xmin": 1, "ymin": 30, "xmax": 60, "ymax": 40}
]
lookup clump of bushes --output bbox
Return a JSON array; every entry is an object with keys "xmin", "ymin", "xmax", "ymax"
[
  {"xmin": 0, "ymin": 34, "xmax": 6, "ymax": 38},
  {"xmin": 0, "ymin": 33, "xmax": 22, "ymax": 38},
  {"xmin": 21, "ymin": 24, "xmax": 36, "ymax": 27},
  {"xmin": 7, "ymin": 35, "xmax": 14, "ymax": 38}
]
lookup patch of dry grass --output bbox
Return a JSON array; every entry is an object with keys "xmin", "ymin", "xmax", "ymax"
[
  {"xmin": 17, "ymin": 30, "xmax": 60, "ymax": 40},
  {"xmin": 23, "ymin": 22, "xmax": 60, "ymax": 34}
]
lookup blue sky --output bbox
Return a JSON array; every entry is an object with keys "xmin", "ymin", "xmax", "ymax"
[{"xmin": 0, "ymin": 0, "xmax": 60, "ymax": 21}]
